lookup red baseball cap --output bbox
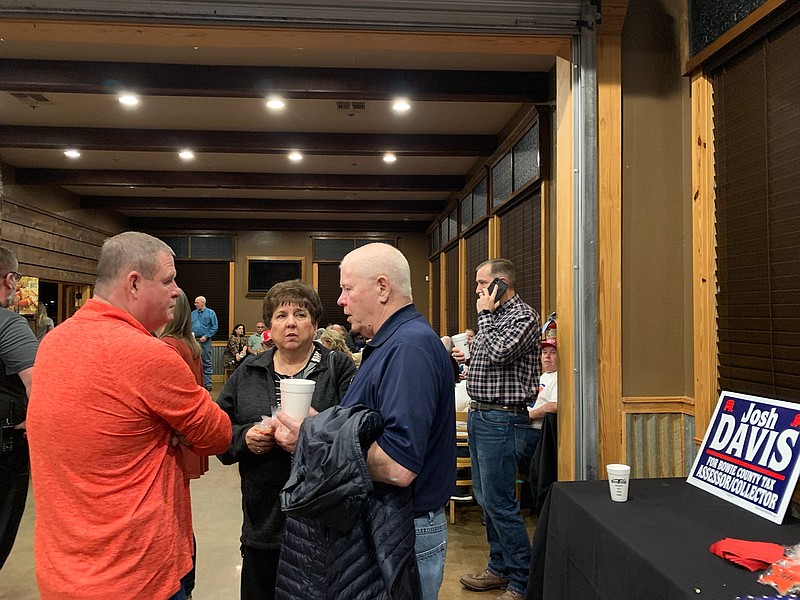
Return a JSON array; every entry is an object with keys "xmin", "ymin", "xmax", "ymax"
[
  {"xmin": 262, "ymin": 329, "xmax": 272, "ymax": 342},
  {"xmin": 541, "ymin": 337, "xmax": 557, "ymax": 349}
]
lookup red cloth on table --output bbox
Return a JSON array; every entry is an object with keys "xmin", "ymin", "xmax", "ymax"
[{"xmin": 709, "ymin": 537, "xmax": 785, "ymax": 572}]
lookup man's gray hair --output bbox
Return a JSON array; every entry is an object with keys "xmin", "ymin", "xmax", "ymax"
[
  {"xmin": 0, "ymin": 246, "xmax": 18, "ymax": 276},
  {"xmin": 477, "ymin": 258, "xmax": 516, "ymax": 288},
  {"xmin": 95, "ymin": 232, "xmax": 174, "ymax": 293},
  {"xmin": 342, "ymin": 243, "xmax": 413, "ymax": 300}
]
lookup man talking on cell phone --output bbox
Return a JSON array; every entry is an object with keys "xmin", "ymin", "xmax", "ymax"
[{"xmin": 460, "ymin": 258, "xmax": 540, "ymax": 600}]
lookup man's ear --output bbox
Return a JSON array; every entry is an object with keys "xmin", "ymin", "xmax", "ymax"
[
  {"xmin": 127, "ymin": 271, "xmax": 140, "ymax": 295},
  {"xmin": 376, "ymin": 275, "xmax": 391, "ymax": 303}
]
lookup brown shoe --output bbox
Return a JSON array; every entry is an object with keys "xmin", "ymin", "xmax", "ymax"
[
  {"xmin": 460, "ymin": 568, "xmax": 509, "ymax": 591},
  {"xmin": 495, "ymin": 590, "xmax": 524, "ymax": 600}
]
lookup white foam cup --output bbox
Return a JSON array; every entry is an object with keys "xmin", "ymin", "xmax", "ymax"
[
  {"xmin": 606, "ymin": 463, "xmax": 631, "ymax": 502},
  {"xmin": 279, "ymin": 379, "xmax": 316, "ymax": 421},
  {"xmin": 451, "ymin": 332, "xmax": 470, "ymax": 360}
]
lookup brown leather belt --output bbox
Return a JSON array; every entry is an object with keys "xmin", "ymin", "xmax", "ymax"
[{"xmin": 469, "ymin": 401, "xmax": 528, "ymax": 415}]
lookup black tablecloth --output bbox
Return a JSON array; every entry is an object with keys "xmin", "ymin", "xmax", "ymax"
[{"xmin": 527, "ymin": 477, "xmax": 800, "ymax": 600}]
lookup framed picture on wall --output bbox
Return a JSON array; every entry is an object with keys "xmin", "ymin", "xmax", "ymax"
[{"xmin": 246, "ymin": 257, "xmax": 306, "ymax": 297}]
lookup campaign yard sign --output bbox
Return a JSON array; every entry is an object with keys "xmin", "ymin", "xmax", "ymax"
[{"xmin": 688, "ymin": 391, "xmax": 800, "ymax": 524}]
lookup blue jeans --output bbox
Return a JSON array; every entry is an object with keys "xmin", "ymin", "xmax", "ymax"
[
  {"xmin": 200, "ymin": 340, "xmax": 212, "ymax": 388},
  {"xmin": 166, "ymin": 581, "xmax": 186, "ymax": 600},
  {"xmin": 468, "ymin": 410, "xmax": 531, "ymax": 596},
  {"xmin": 414, "ymin": 507, "xmax": 447, "ymax": 600}
]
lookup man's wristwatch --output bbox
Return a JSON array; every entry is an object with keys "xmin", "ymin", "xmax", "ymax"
[{"xmin": 479, "ymin": 309, "xmax": 492, "ymax": 316}]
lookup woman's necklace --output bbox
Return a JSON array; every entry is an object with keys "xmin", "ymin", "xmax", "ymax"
[{"xmin": 274, "ymin": 346, "xmax": 314, "ymax": 377}]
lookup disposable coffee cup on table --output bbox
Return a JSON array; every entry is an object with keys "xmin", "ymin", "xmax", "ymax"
[
  {"xmin": 606, "ymin": 463, "xmax": 631, "ymax": 502},
  {"xmin": 451, "ymin": 332, "xmax": 470, "ymax": 360},
  {"xmin": 279, "ymin": 379, "xmax": 316, "ymax": 421}
]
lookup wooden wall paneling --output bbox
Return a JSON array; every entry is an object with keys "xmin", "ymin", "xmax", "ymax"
[
  {"xmin": 691, "ymin": 72, "xmax": 718, "ymax": 446},
  {"xmin": 0, "ymin": 197, "xmax": 110, "ymax": 284},
  {"xmin": 0, "ymin": 20, "xmax": 572, "ymax": 60},
  {"xmin": 439, "ymin": 255, "xmax": 447, "ymax": 336},
  {"xmin": 458, "ymin": 238, "xmax": 467, "ymax": 331},
  {"xmin": 1, "ymin": 200, "xmax": 108, "ymax": 246},
  {"xmin": 540, "ymin": 180, "xmax": 551, "ymax": 317},
  {"xmin": 622, "ymin": 396, "xmax": 695, "ymax": 415},
  {"xmin": 428, "ymin": 261, "xmax": 433, "ymax": 326},
  {"xmin": 555, "ymin": 54, "xmax": 575, "ymax": 482},
  {"xmin": 597, "ymin": 34, "xmax": 625, "ymax": 469},
  {"xmin": 489, "ymin": 215, "xmax": 500, "ymax": 258}
]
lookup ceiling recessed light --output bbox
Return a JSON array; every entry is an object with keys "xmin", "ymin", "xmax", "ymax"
[
  {"xmin": 266, "ymin": 97, "xmax": 286, "ymax": 110},
  {"xmin": 64, "ymin": 149, "xmax": 81, "ymax": 159},
  {"xmin": 288, "ymin": 151, "xmax": 303, "ymax": 162},
  {"xmin": 118, "ymin": 93, "xmax": 140, "ymax": 107},
  {"xmin": 178, "ymin": 149, "xmax": 195, "ymax": 161},
  {"xmin": 383, "ymin": 152, "xmax": 397, "ymax": 163},
  {"xmin": 392, "ymin": 99, "xmax": 411, "ymax": 112}
]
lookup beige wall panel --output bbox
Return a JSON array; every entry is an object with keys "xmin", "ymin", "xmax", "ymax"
[
  {"xmin": 230, "ymin": 231, "xmax": 429, "ymax": 330},
  {"xmin": 621, "ymin": 0, "xmax": 692, "ymax": 397}
]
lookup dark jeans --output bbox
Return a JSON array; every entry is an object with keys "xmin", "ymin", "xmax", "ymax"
[
  {"xmin": 468, "ymin": 409, "xmax": 532, "ymax": 596},
  {"xmin": 167, "ymin": 583, "xmax": 186, "ymax": 600},
  {"xmin": 0, "ymin": 432, "xmax": 29, "ymax": 571},
  {"xmin": 179, "ymin": 534, "xmax": 196, "ymax": 596},
  {"xmin": 241, "ymin": 545, "xmax": 280, "ymax": 600}
]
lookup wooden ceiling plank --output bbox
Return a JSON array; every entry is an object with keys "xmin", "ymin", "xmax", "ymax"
[
  {"xmin": 130, "ymin": 216, "xmax": 428, "ymax": 232},
  {"xmin": 0, "ymin": 59, "xmax": 549, "ymax": 102},
  {"xmin": 15, "ymin": 168, "xmax": 464, "ymax": 191},
  {"xmin": 80, "ymin": 196, "xmax": 444, "ymax": 214},
  {"xmin": 0, "ymin": 126, "xmax": 496, "ymax": 157}
]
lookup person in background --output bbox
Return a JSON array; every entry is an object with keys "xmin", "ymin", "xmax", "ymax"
[
  {"xmin": 216, "ymin": 279, "xmax": 355, "ymax": 600},
  {"xmin": 247, "ymin": 322, "xmax": 266, "ymax": 356},
  {"xmin": 516, "ymin": 336, "xmax": 558, "ymax": 471},
  {"xmin": 27, "ymin": 232, "xmax": 231, "ymax": 600},
  {"xmin": 224, "ymin": 323, "xmax": 248, "ymax": 371},
  {"xmin": 34, "ymin": 302, "xmax": 54, "ymax": 341},
  {"xmin": 159, "ymin": 289, "xmax": 209, "ymax": 599},
  {"xmin": 461, "ymin": 258, "xmax": 540, "ymax": 600},
  {"xmin": 277, "ymin": 243, "xmax": 454, "ymax": 600},
  {"xmin": 319, "ymin": 326, "xmax": 355, "ymax": 364},
  {"xmin": 191, "ymin": 295, "xmax": 218, "ymax": 391},
  {"xmin": 330, "ymin": 323, "xmax": 358, "ymax": 352},
  {"xmin": 451, "ymin": 327, "xmax": 476, "ymax": 368},
  {"xmin": 0, "ymin": 247, "xmax": 38, "ymax": 572}
]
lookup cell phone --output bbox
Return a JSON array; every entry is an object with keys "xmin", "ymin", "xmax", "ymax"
[{"xmin": 487, "ymin": 277, "xmax": 508, "ymax": 299}]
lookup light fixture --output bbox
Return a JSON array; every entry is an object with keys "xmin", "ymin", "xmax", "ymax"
[
  {"xmin": 288, "ymin": 151, "xmax": 303, "ymax": 162},
  {"xmin": 383, "ymin": 152, "xmax": 397, "ymax": 163},
  {"xmin": 392, "ymin": 98, "xmax": 411, "ymax": 112},
  {"xmin": 118, "ymin": 93, "xmax": 140, "ymax": 107},
  {"xmin": 266, "ymin": 96, "xmax": 286, "ymax": 110},
  {"xmin": 64, "ymin": 149, "xmax": 81, "ymax": 159},
  {"xmin": 178, "ymin": 149, "xmax": 195, "ymax": 161}
]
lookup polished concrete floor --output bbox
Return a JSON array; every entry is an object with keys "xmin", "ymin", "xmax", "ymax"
[{"xmin": 1, "ymin": 387, "xmax": 537, "ymax": 599}]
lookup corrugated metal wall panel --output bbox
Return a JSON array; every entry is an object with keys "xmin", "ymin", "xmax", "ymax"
[
  {"xmin": 626, "ymin": 413, "xmax": 689, "ymax": 478},
  {"xmin": 0, "ymin": 0, "xmax": 587, "ymax": 34}
]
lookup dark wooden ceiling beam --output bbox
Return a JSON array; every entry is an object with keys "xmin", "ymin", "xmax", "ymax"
[
  {"xmin": 0, "ymin": 59, "xmax": 550, "ymax": 102},
  {"xmin": 16, "ymin": 168, "xmax": 464, "ymax": 191},
  {"xmin": 80, "ymin": 196, "xmax": 443, "ymax": 214},
  {"xmin": 131, "ymin": 217, "xmax": 428, "ymax": 233},
  {"xmin": 0, "ymin": 126, "xmax": 496, "ymax": 157}
]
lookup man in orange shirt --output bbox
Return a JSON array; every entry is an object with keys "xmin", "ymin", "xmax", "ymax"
[{"xmin": 27, "ymin": 232, "xmax": 231, "ymax": 600}]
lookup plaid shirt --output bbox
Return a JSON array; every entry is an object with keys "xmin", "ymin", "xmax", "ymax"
[{"xmin": 466, "ymin": 293, "xmax": 541, "ymax": 406}]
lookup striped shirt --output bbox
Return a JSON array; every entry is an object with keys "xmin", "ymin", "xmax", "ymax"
[{"xmin": 466, "ymin": 293, "xmax": 541, "ymax": 407}]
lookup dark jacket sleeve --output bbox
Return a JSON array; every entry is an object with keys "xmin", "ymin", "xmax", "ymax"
[
  {"xmin": 216, "ymin": 371, "xmax": 254, "ymax": 465},
  {"xmin": 333, "ymin": 351, "xmax": 357, "ymax": 400}
]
